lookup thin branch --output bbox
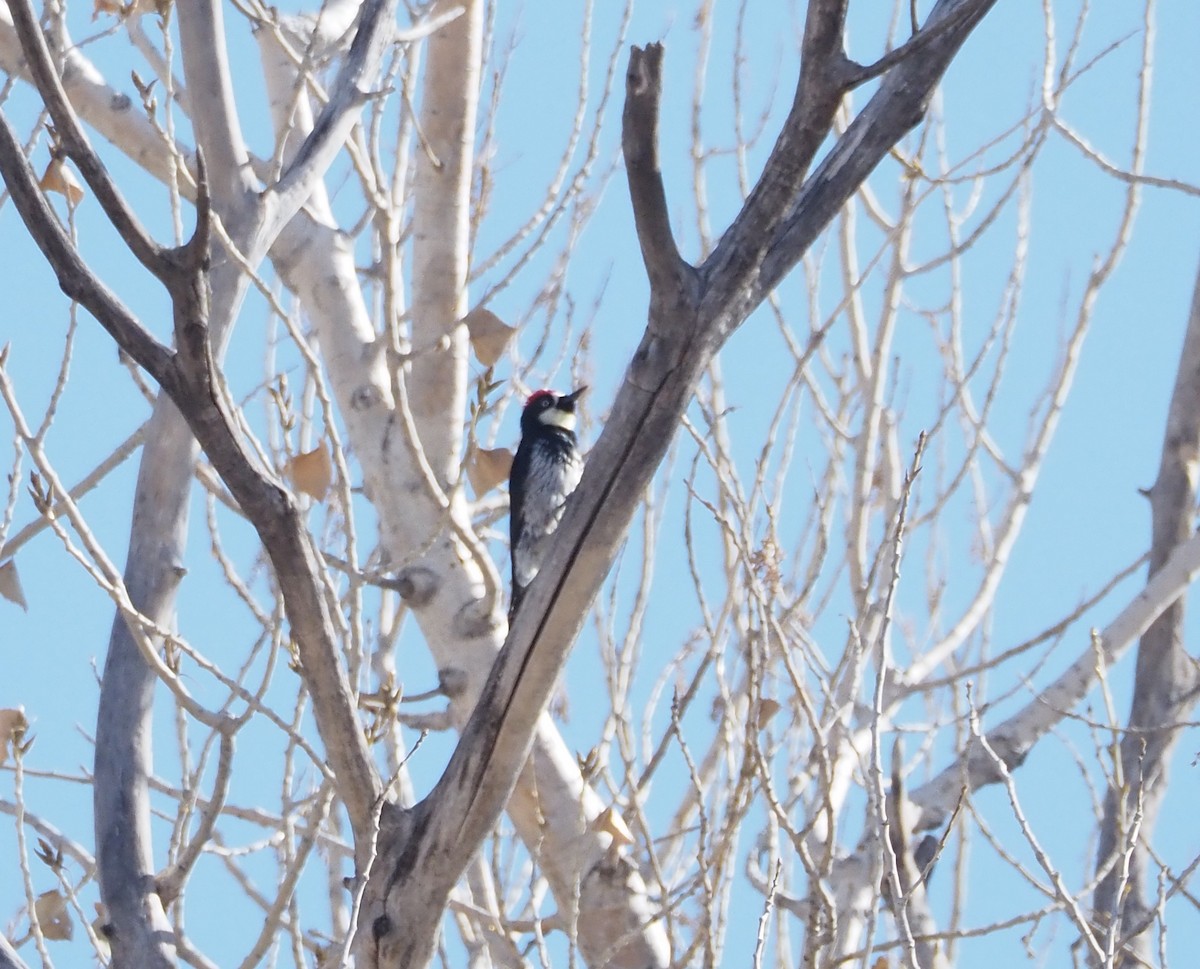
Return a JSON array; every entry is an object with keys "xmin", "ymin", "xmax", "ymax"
[
  {"xmin": 913, "ymin": 527, "xmax": 1200, "ymax": 828},
  {"xmin": 0, "ymin": 421, "xmax": 147, "ymax": 562},
  {"xmin": 156, "ymin": 733, "xmax": 235, "ymax": 907},
  {"xmin": 3, "ymin": 0, "xmax": 173, "ymax": 278},
  {"xmin": 0, "ymin": 110, "xmax": 175, "ymax": 381},
  {"xmin": 268, "ymin": 0, "xmax": 413, "ymax": 236},
  {"xmin": 842, "ymin": 0, "xmax": 993, "ymax": 89}
]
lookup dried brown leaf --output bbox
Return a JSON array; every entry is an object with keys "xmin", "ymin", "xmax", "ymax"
[
  {"xmin": 464, "ymin": 308, "xmax": 515, "ymax": 367},
  {"xmin": 591, "ymin": 806, "xmax": 635, "ymax": 848},
  {"xmin": 467, "ymin": 447, "xmax": 513, "ymax": 496},
  {"xmin": 0, "ymin": 708, "xmax": 28, "ymax": 767},
  {"xmin": 34, "ymin": 889, "xmax": 73, "ymax": 941},
  {"xmin": 756, "ymin": 698, "xmax": 781, "ymax": 729},
  {"xmin": 38, "ymin": 159, "xmax": 85, "ymax": 205},
  {"xmin": 0, "ymin": 560, "xmax": 27, "ymax": 610},
  {"xmin": 90, "ymin": 901, "xmax": 111, "ymax": 956},
  {"xmin": 285, "ymin": 444, "xmax": 332, "ymax": 501}
]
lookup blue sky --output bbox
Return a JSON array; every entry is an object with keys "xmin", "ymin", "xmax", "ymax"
[{"xmin": 3, "ymin": 0, "xmax": 1200, "ymax": 965}]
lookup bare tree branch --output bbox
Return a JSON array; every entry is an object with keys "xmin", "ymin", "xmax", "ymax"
[
  {"xmin": 271, "ymin": 0, "xmax": 406, "ymax": 222},
  {"xmin": 621, "ymin": 43, "xmax": 693, "ymax": 295},
  {"xmin": 0, "ymin": 934, "xmax": 30, "ymax": 969},
  {"xmin": 757, "ymin": 0, "xmax": 998, "ymax": 301},
  {"xmin": 364, "ymin": 14, "xmax": 1001, "ymax": 959},
  {"xmin": 1092, "ymin": 255, "xmax": 1200, "ymax": 965},
  {"xmin": 912, "ymin": 526, "xmax": 1200, "ymax": 829}
]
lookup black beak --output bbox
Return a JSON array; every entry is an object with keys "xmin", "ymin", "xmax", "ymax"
[{"xmin": 561, "ymin": 386, "xmax": 587, "ymax": 410}]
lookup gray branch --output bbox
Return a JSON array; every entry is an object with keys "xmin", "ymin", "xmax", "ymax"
[
  {"xmin": 0, "ymin": 7, "xmax": 393, "ymax": 964},
  {"xmin": 911, "ymin": 526, "xmax": 1200, "ymax": 829},
  {"xmin": 0, "ymin": 934, "xmax": 30, "ymax": 969},
  {"xmin": 363, "ymin": 4, "xmax": 999, "ymax": 959},
  {"xmin": 1092, "ymin": 257, "xmax": 1200, "ymax": 964},
  {"xmin": 621, "ymin": 43, "xmax": 693, "ymax": 296},
  {"xmin": 270, "ymin": 0, "xmax": 402, "ymax": 228},
  {"xmin": 757, "ymin": 0, "xmax": 997, "ymax": 302}
]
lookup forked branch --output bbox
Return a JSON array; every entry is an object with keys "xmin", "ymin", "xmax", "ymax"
[
  {"xmin": 622, "ymin": 43, "xmax": 692, "ymax": 295},
  {"xmin": 0, "ymin": 21, "xmax": 382, "ymax": 848}
]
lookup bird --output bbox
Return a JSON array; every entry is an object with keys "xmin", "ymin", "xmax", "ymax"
[{"xmin": 508, "ymin": 386, "xmax": 586, "ymax": 621}]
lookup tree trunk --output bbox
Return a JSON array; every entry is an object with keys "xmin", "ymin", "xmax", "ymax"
[{"xmin": 1092, "ymin": 258, "xmax": 1200, "ymax": 966}]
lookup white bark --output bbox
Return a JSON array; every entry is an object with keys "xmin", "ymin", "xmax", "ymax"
[
  {"xmin": 408, "ymin": 0, "xmax": 476, "ymax": 489},
  {"xmin": 7, "ymin": 1, "xmax": 1192, "ymax": 966},
  {"xmin": 256, "ymin": 12, "xmax": 670, "ymax": 963}
]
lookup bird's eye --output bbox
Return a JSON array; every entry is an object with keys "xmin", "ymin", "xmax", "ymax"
[{"xmin": 539, "ymin": 397, "xmax": 553, "ymax": 409}]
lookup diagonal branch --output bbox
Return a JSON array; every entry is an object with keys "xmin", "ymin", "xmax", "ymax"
[
  {"xmin": 0, "ymin": 57, "xmax": 382, "ymax": 850},
  {"xmin": 3, "ymin": 0, "xmax": 178, "ymax": 278},
  {"xmin": 911, "ymin": 526, "xmax": 1200, "ymax": 829},
  {"xmin": 841, "ymin": 0, "xmax": 992, "ymax": 89},
  {"xmin": 700, "ymin": 1, "xmax": 851, "ymax": 296},
  {"xmin": 756, "ymin": 0, "xmax": 999, "ymax": 301},
  {"xmin": 157, "ymin": 273, "xmax": 385, "ymax": 847},
  {"xmin": 0, "ymin": 934, "xmax": 30, "ymax": 969},
  {"xmin": 0, "ymin": 112, "xmax": 174, "ymax": 381},
  {"xmin": 270, "ymin": 0, "xmax": 406, "ymax": 224}
]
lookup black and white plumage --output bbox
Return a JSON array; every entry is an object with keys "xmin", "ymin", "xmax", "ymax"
[{"xmin": 508, "ymin": 387, "xmax": 586, "ymax": 620}]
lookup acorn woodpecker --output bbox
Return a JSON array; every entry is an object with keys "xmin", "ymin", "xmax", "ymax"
[{"xmin": 508, "ymin": 387, "xmax": 586, "ymax": 620}]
